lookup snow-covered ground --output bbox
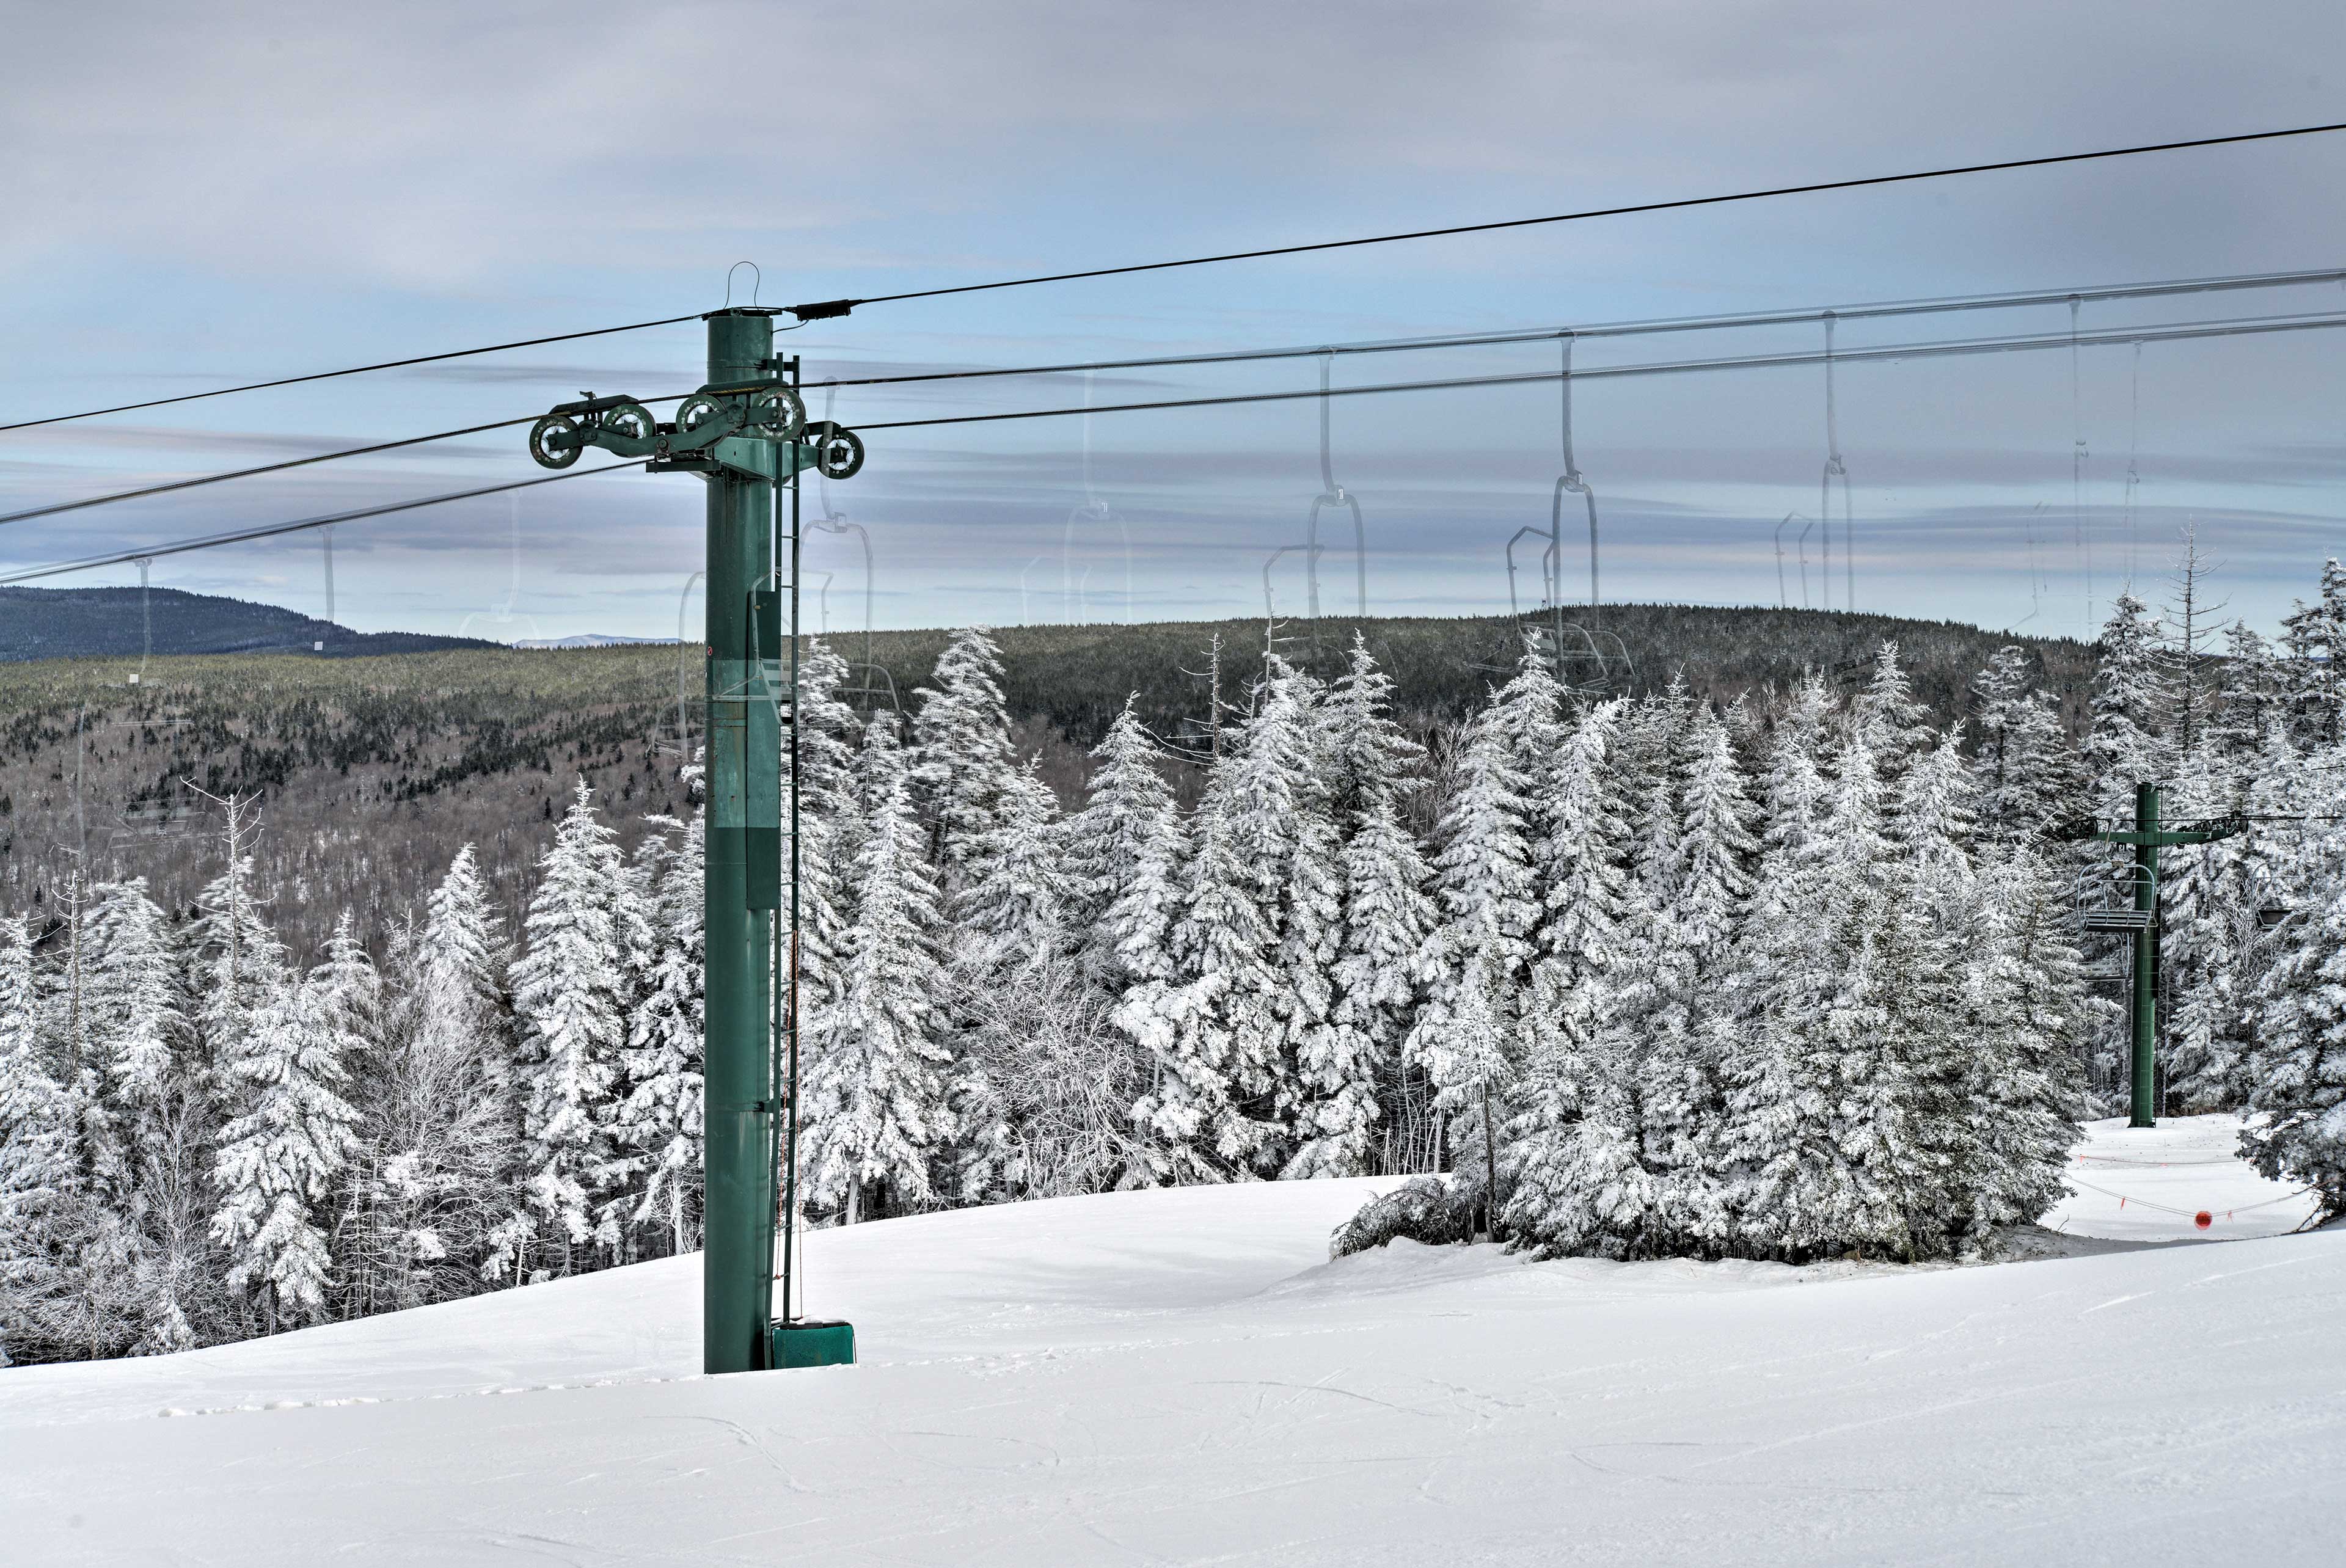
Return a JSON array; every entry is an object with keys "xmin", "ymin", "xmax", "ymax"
[
  {"xmin": 2043, "ymin": 1114, "xmax": 2322, "ymax": 1241},
  {"xmin": 4, "ymin": 1121, "xmax": 2339, "ymax": 1566}
]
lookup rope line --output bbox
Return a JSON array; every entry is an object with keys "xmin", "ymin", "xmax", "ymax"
[{"xmin": 2064, "ymin": 1172, "xmax": 2315, "ymax": 1219}]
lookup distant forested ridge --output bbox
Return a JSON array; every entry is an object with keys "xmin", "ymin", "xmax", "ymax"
[
  {"xmin": 0, "ymin": 603, "xmax": 2088, "ymax": 961},
  {"xmin": 0, "ymin": 585, "xmax": 496, "ymax": 663}
]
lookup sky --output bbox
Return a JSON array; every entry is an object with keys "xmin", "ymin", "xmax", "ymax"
[{"xmin": 6, "ymin": 1, "xmax": 2346, "ymax": 646}]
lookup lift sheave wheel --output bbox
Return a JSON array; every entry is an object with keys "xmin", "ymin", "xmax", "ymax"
[
  {"xmin": 528, "ymin": 414, "xmax": 582, "ymax": 469},
  {"xmin": 752, "ymin": 386, "xmax": 807, "ymax": 439},
  {"xmin": 676, "ymin": 395, "xmax": 728, "ymax": 436},
  {"xmin": 605, "ymin": 401, "xmax": 658, "ymax": 443},
  {"xmin": 808, "ymin": 421, "xmax": 864, "ymax": 480}
]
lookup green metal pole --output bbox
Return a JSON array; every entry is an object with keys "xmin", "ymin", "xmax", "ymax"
[
  {"xmin": 703, "ymin": 308, "xmax": 778, "ymax": 1374},
  {"xmin": 2129, "ymin": 781, "xmax": 2160, "ymax": 1129},
  {"xmin": 782, "ymin": 406, "xmax": 803, "ymax": 1326}
]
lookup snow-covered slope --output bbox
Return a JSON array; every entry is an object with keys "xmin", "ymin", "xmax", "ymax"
[
  {"xmin": 2043, "ymin": 1114, "xmax": 2321, "ymax": 1241},
  {"xmin": 4, "ymin": 1137, "xmax": 2339, "ymax": 1566}
]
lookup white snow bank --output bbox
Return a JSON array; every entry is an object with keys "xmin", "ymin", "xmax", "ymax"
[{"xmin": 5, "ymin": 1151, "xmax": 2341, "ymax": 1566}]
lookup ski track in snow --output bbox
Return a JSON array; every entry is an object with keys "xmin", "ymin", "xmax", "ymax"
[{"xmin": 3, "ymin": 1120, "xmax": 2340, "ymax": 1566}]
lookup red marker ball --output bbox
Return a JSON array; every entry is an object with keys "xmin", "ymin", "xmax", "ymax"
[{"xmin": 2194, "ymin": 1210, "xmax": 2213, "ymax": 1230}]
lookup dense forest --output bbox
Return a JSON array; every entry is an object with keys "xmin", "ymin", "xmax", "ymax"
[
  {"xmin": 4, "ymin": 553, "xmax": 2345, "ymax": 1366},
  {"xmin": 0, "ymin": 602, "xmax": 2089, "ymax": 961}
]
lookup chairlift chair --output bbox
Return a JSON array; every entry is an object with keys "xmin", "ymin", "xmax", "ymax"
[
  {"xmin": 1061, "ymin": 371, "xmax": 1134, "ymax": 625},
  {"xmin": 456, "ymin": 495, "xmax": 544, "ymax": 646},
  {"xmin": 1303, "ymin": 352, "xmax": 1367, "ymax": 620},
  {"xmin": 1820, "ymin": 312, "xmax": 1854, "ymax": 613},
  {"xmin": 1262, "ymin": 543, "xmax": 1326, "ymax": 655},
  {"xmin": 2074, "ymin": 863, "xmax": 2156, "ymax": 934},
  {"xmin": 806, "ymin": 381, "xmax": 894, "ymax": 710}
]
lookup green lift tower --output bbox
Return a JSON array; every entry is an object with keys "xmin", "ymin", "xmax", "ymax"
[
  {"xmin": 2067, "ymin": 782, "xmax": 2245, "ymax": 1130},
  {"xmin": 527, "ymin": 308, "xmax": 864, "ymax": 1374}
]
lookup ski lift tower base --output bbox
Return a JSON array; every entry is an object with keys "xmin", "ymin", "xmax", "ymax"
[{"xmin": 770, "ymin": 1319, "xmax": 857, "ymax": 1369}]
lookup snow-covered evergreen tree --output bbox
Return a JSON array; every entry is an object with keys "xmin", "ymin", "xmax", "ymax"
[
  {"xmin": 1124, "ymin": 657, "xmax": 1335, "ymax": 1176},
  {"xmin": 1969, "ymin": 645, "xmax": 2085, "ymax": 845},
  {"xmin": 1719, "ymin": 732, "xmax": 1917, "ymax": 1260},
  {"xmin": 1521, "ymin": 699, "xmax": 1633, "ymax": 1098},
  {"xmin": 2088, "ymin": 591, "xmax": 2169, "ymax": 814},
  {"xmin": 0, "ymin": 915, "xmax": 77, "ymax": 1362},
  {"xmin": 1854, "ymin": 641, "xmax": 1934, "ymax": 785},
  {"xmin": 1061, "ymin": 698, "xmax": 1183, "ymax": 991},
  {"xmin": 412, "ymin": 845, "xmax": 505, "ymax": 1068},
  {"xmin": 510, "ymin": 779, "xmax": 632, "ymax": 1271},
  {"xmin": 2211, "ymin": 620, "xmax": 2279, "ymax": 765},
  {"xmin": 1319, "ymin": 633, "xmax": 1427, "ymax": 825},
  {"xmin": 615, "ymin": 809, "xmax": 704, "ymax": 1256},
  {"xmin": 1405, "ymin": 703, "xmax": 1535, "ymax": 1120},
  {"xmin": 802, "ymin": 714, "xmax": 952, "ymax": 1221},
  {"xmin": 1641, "ymin": 709, "xmax": 1758, "ymax": 1248},
  {"xmin": 2161, "ymin": 745, "xmax": 2251, "ymax": 1110},
  {"xmin": 345, "ymin": 845, "xmax": 521, "ymax": 1308},
  {"xmin": 1120, "ymin": 787, "xmax": 1281, "ymax": 1183},
  {"xmin": 2242, "ymin": 815, "xmax": 2346, "ymax": 1222},
  {"xmin": 954, "ymin": 758, "xmax": 1071, "ymax": 954},
  {"xmin": 791, "ymin": 640, "xmax": 863, "ymax": 1018},
  {"xmin": 1289, "ymin": 790, "xmax": 1432, "ymax": 1179},
  {"xmin": 84, "ymin": 880, "xmax": 187, "ymax": 1165},
  {"xmin": 211, "ymin": 971, "xmax": 360, "ymax": 1329},
  {"xmin": 187, "ymin": 795, "xmax": 287, "ymax": 1096},
  {"xmin": 1964, "ymin": 845, "xmax": 2088, "ymax": 1237},
  {"xmin": 908, "ymin": 625, "xmax": 1022, "ymax": 885}
]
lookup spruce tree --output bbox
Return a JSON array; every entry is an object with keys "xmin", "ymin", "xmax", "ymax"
[
  {"xmin": 791, "ymin": 640, "xmax": 863, "ymax": 1019},
  {"xmin": 211, "ymin": 972, "xmax": 360, "ymax": 1329},
  {"xmin": 1854, "ymin": 641, "xmax": 1933, "ymax": 785},
  {"xmin": 1969, "ymin": 646, "xmax": 2085, "ymax": 846},
  {"xmin": 955, "ymin": 758, "xmax": 1071, "ymax": 954},
  {"xmin": 1719, "ymin": 733, "xmax": 1913, "ymax": 1260},
  {"xmin": 1522, "ymin": 699, "xmax": 1632, "ymax": 1098},
  {"xmin": 1405, "ymin": 704, "xmax": 1535, "ymax": 1128},
  {"xmin": 510, "ymin": 779, "xmax": 631, "ymax": 1271},
  {"xmin": 187, "ymin": 795, "xmax": 287, "ymax": 1096},
  {"xmin": 1124, "ymin": 658, "xmax": 1332, "ymax": 1176},
  {"xmin": 1120, "ymin": 786, "xmax": 1279, "ymax": 1183},
  {"xmin": 1061, "ymin": 698, "xmax": 1183, "ymax": 991},
  {"xmin": 0, "ymin": 915, "xmax": 76, "ymax": 1362},
  {"xmin": 802, "ymin": 714, "xmax": 952, "ymax": 1222},
  {"xmin": 1288, "ymin": 791, "xmax": 1433, "ymax": 1179},
  {"xmin": 85, "ymin": 880, "xmax": 188, "ymax": 1163},
  {"xmin": 1965, "ymin": 845, "xmax": 2088, "ymax": 1237},
  {"xmin": 1319, "ymin": 632, "xmax": 1427, "ymax": 826},
  {"xmin": 2088, "ymin": 591, "xmax": 2169, "ymax": 815},
  {"xmin": 2211, "ymin": 621, "xmax": 2279, "ymax": 766},
  {"xmin": 413, "ymin": 845, "xmax": 506, "ymax": 1068},
  {"xmin": 1643, "ymin": 710, "xmax": 1757, "ymax": 1249},
  {"xmin": 2242, "ymin": 817, "xmax": 2346, "ymax": 1221},
  {"xmin": 351, "ymin": 845, "xmax": 519, "ymax": 1306},
  {"xmin": 615, "ymin": 808, "xmax": 704, "ymax": 1256},
  {"xmin": 2160, "ymin": 745, "xmax": 2249, "ymax": 1110},
  {"xmin": 908, "ymin": 625, "xmax": 1021, "ymax": 884}
]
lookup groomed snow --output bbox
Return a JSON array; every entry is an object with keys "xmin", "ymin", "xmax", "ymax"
[
  {"xmin": 2043, "ymin": 1114, "xmax": 2322, "ymax": 1241},
  {"xmin": 4, "ymin": 1124, "xmax": 2339, "ymax": 1566}
]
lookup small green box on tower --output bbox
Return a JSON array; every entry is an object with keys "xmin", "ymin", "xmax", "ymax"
[{"xmin": 770, "ymin": 1319, "xmax": 856, "ymax": 1369}]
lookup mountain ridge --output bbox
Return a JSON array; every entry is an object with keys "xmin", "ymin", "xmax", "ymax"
[{"xmin": 0, "ymin": 585, "xmax": 499, "ymax": 662}]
